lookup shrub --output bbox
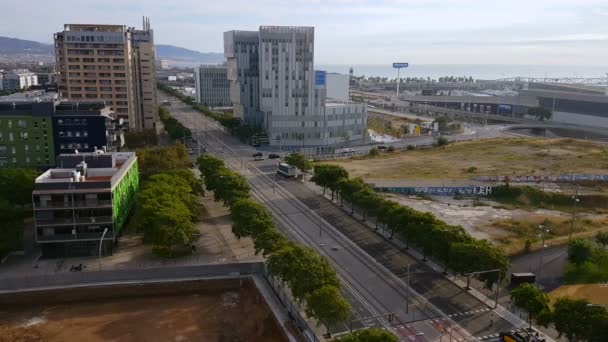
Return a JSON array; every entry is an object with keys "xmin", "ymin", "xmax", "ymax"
[{"xmin": 369, "ymin": 147, "xmax": 379, "ymax": 156}]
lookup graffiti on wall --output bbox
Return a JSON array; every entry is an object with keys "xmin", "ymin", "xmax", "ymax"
[
  {"xmin": 376, "ymin": 186, "xmax": 493, "ymax": 197},
  {"xmin": 473, "ymin": 174, "xmax": 608, "ymax": 183}
]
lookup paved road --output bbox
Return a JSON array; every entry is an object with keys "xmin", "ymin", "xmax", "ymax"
[{"xmin": 160, "ymin": 93, "xmax": 534, "ymax": 341}]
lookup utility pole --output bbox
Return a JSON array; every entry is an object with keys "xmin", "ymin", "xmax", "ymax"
[{"xmin": 537, "ymin": 223, "xmax": 550, "ymax": 281}]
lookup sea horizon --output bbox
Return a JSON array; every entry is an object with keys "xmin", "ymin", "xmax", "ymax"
[{"xmin": 316, "ymin": 64, "xmax": 607, "ymax": 81}]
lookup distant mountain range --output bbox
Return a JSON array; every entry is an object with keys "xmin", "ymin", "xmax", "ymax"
[{"xmin": 0, "ymin": 36, "xmax": 224, "ymax": 64}]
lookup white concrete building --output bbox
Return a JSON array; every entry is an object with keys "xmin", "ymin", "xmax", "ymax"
[
  {"xmin": 1, "ymin": 69, "xmax": 38, "ymax": 91},
  {"xmin": 224, "ymin": 26, "xmax": 367, "ymax": 147},
  {"xmin": 325, "ymin": 73, "xmax": 350, "ymax": 101}
]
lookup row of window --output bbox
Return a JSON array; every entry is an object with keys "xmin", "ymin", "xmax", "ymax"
[
  {"xmin": 67, "ymin": 57, "xmax": 124, "ymax": 63},
  {"xmin": 0, "ymin": 144, "xmax": 49, "ymax": 154},
  {"xmin": 58, "ymin": 131, "xmax": 89, "ymax": 138},
  {"xmin": 0, "ymin": 131, "xmax": 48, "ymax": 142},
  {"xmin": 60, "ymin": 143, "xmax": 89, "ymax": 150},
  {"xmin": 68, "ymin": 65, "xmax": 125, "ymax": 70},
  {"xmin": 67, "ymin": 72, "xmax": 126, "ymax": 77},
  {"xmin": 0, "ymin": 156, "xmax": 50, "ymax": 167}
]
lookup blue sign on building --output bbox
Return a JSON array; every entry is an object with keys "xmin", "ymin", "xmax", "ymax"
[{"xmin": 315, "ymin": 70, "xmax": 326, "ymax": 86}]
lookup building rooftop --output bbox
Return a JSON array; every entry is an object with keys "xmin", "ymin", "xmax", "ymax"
[
  {"xmin": 34, "ymin": 152, "xmax": 136, "ymax": 193},
  {"xmin": 0, "ymin": 100, "xmax": 114, "ymax": 118}
]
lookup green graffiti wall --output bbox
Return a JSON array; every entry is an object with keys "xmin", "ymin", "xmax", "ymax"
[{"xmin": 112, "ymin": 160, "xmax": 139, "ymax": 234}]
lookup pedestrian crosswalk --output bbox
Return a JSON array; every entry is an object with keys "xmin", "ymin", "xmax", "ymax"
[{"xmin": 447, "ymin": 307, "xmax": 491, "ymax": 318}]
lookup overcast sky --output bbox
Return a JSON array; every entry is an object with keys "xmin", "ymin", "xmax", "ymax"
[{"xmin": 4, "ymin": 0, "xmax": 608, "ymax": 65}]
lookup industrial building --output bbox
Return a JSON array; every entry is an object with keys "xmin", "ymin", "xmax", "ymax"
[
  {"xmin": 194, "ymin": 65, "xmax": 231, "ymax": 107},
  {"xmin": 224, "ymin": 26, "xmax": 367, "ymax": 147},
  {"xmin": 0, "ymin": 101, "xmax": 123, "ymax": 168},
  {"xmin": 400, "ymin": 82, "xmax": 608, "ymax": 128},
  {"xmin": 54, "ymin": 18, "xmax": 158, "ymax": 132},
  {"xmin": 32, "ymin": 151, "xmax": 139, "ymax": 257}
]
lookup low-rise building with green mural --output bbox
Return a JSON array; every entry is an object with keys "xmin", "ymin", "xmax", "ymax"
[{"xmin": 32, "ymin": 151, "xmax": 139, "ymax": 257}]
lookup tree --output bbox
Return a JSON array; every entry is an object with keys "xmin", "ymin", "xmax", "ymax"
[
  {"xmin": 336, "ymin": 328, "xmax": 398, "ymax": 342},
  {"xmin": 352, "ymin": 189, "xmax": 381, "ymax": 221},
  {"xmin": 305, "ymin": 285, "xmax": 351, "ymax": 335},
  {"xmin": 369, "ymin": 147, "xmax": 379, "ymax": 156},
  {"xmin": 284, "ymin": 153, "xmax": 311, "ymax": 172},
  {"xmin": 230, "ymin": 199, "xmax": 274, "ymax": 239},
  {"xmin": 267, "ymin": 243, "xmax": 340, "ymax": 302},
  {"xmin": 595, "ymin": 231, "xmax": 608, "ymax": 249},
  {"xmin": 0, "ymin": 200, "xmax": 23, "ymax": 255},
  {"xmin": 136, "ymin": 144, "xmax": 191, "ymax": 179},
  {"xmin": 0, "ymin": 168, "xmax": 39, "ymax": 205},
  {"xmin": 551, "ymin": 297, "xmax": 608, "ymax": 341},
  {"xmin": 311, "ymin": 164, "xmax": 349, "ymax": 200},
  {"xmin": 253, "ymin": 229, "xmax": 288, "ymax": 257},
  {"xmin": 197, "ymin": 154, "xmax": 225, "ymax": 180},
  {"xmin": 568, "ymin": 238, "xmax": 594, "ymax": 266},
  {"xmin": 510, "ymin": 283, "xmax": 550, "ymax": 329},
  {"xmin": 528, "ymin": 107, "xmax": 552, "ymax": 121},
  {"xmin": 208, "ymin": 168, "xmax": 250, "ymax": 206},
  {"xmin": 337, "ymin": 177, "xmax": 367, "ymax": 213}
]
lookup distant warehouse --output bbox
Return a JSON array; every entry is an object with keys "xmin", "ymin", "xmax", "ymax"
[{"xmin": 194, "ymin": 65, "xmax": 232, "ymax": 108}]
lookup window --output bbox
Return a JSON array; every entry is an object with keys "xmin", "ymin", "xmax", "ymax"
[
  {"xmin": 60, "ymin": 144, "xmax": 65, "ymax": 149},
  {"xmin": 9, "ymin": 132, "xmax": 13, "ymax": 142},
  {"xmin": 58, "ymin": 119, "xmax": 63, "ymax": 125},
  {"xmin": 84, "ymin": 143, "xmax": 89, "ymax": 149},
  {"xmin": 83, "ymin": 131, "xmax": 88, "ymax": 137}
]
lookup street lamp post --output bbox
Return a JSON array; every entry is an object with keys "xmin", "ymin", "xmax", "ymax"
[
  {"xmin": 570, "ymin": 191, "xmax": 579, "ymax": 239},
  {"xmin": 537, "ymin": 224, "xmax": 550, "ymax": 281},
  {"xmin": 98, "ymin": 227, "xmax": 108, "ymax": 271}
]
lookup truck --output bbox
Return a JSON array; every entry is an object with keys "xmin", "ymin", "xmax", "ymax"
[
  {"xmin": 510, "ymin": 273, "xmax": 536, "ymax": 287},
  {"xmin": 277, "ymin": 163, "xmax": 298, "ymax": 178}
]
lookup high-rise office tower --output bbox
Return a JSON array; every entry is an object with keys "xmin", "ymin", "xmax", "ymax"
[
  {"xmin": 224, "ymin": 26, "xmax": 367, "ymax": 147},
  {"xmin": 54, "ymin": 18, "xmax": 158, "ymax": 132}
]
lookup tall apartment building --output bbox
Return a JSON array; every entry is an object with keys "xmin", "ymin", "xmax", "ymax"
[
  {"xmin": 194, "ymin": 65, "xmax": 231, "ymax": 107},
  {"xmin": 0, "ymin": 101, "xmax": 123, "ymax": 168},
  {"xmin": 33, "ymin": 152, "xmax": 139, "ymax": 257},
  {"xmin": 54, "ymin": 18, "xmax": 158, "ymax": 132},
  {"xmin": 224, "ymin": 26, "xmax": 367, "ymax": 146}
]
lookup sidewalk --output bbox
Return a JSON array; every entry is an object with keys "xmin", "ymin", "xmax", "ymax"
[{"xmin": 300, "ymin": 177, "xmax": 556, "ymax": 342}]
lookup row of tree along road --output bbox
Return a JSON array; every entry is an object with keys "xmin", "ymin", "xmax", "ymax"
[{"xmin": 309, "ymin": 161, "xmax": 510, "ymax": 288}]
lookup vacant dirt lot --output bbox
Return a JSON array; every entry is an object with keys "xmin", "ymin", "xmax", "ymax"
[
  {"xmin": 549, "ymin": 284, "xmax": 608, "ymax": 305},
  {"xmin": 0, "ymin": 280, "xmax": 287, "ymax": 342},
  {"xmin": 325, "ymin": 138, "xmax": 608, "ymax": 180}
]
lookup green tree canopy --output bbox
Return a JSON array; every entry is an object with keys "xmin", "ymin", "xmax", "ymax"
[
  {"xmin": 305, "ymin": 285, "xmax": 351, "ymax": 333},
  {"xmin": 595, "ymin": 231, "xmax": 608, "ymax": 248},
  {"xmin": 0, "ymin": 200, "xmax": 24, "ymax": 255},
  {"xmin": 311, "ymin": 164, "xmax": 349, "ymax": 199},
  {"xmin": 337, "ymin": 177, "xmax": 368, "ymax": 212},
  {"xmin": 268, "ymin": 243, "xmax": 340, "ymax": 302},
  {"xmin": 551, "ymin": 297, "xmax": 608, "ymax": 341},
  {"xmin": 253, "ymin": 229, "xmax": 288, "ymax": 257},
  {"xmin": 230, "ymin": 199, "xmax": 274, "ymax": 239},
  {"xmin": 284, "ymin": 153, "xmax": 311, "ymax": 172},
  {"xmin": 136, "ymin": 144, "xmax": 191, "ymax": 179},
  {"xmin": 208, "ymin": 168, "xmax": 250, "ymax": 206},
  {"xmin": 0, "ymin": 168, "xmax": 39, "ymax": 205},
  {"xmin": 511, "ymin": 283, "xmax": 550, "ymax": 328},
  {"xmin": 568, "ymin": 238, "xmax": 594, "ymax": 266},
  {"xmin": 197, "ymin": 154, "xmax": 225, "ymax": 180}
]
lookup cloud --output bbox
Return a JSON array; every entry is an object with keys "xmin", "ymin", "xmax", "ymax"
[{"xmin": 3, "ymin": 0, "xmax": 607, "ymax": 65}]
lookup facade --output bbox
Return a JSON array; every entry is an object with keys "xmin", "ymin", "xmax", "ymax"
[
  {"xmin": 224, "ymin": 30, "xmax": 261, "ymax": 125},
  {"xmin": 224, "ymin": 26, "xmax": 368, "ymax": 146},
  {"xmin": 1, "ymin": 69, "xmax": 38, "ymax": 91},
  {"xmin": 0, "ymin": 102, "xmax": 54, "ymax": 167},
  {"xmin": 0, "ymin": 101, "xmax": 123, "ymax": 168},
  {"xmin": 54, "ymin": 18, "xmax": 158, "ymax": 132},
  {"xmin": 33, "ymin": 152, "xmax": 139, "ymax": 257},
  {"xmin": 36, "ymin": 72, "xmax": 58, "ymax": 86},
  {"xmin": 52, "ymin": 102, "xmax": 124, "ymax": 156},
  {"xmin": 194, "ymin": 65, "xmax": 231, "ymax": 107},
  {"xmin": 325, "ymin": 73, "xmax": 350, "ymax": 101}
]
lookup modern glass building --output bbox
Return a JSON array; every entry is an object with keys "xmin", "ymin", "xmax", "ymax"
[{"xmin": 32, "ymin": 151, "xmax": 138, "ymax": 257}]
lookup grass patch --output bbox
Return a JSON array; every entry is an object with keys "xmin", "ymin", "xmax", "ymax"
[
  {"xmin": 490, "ymin": 216, "xmax": 608, "ymax": 255},
  {"xmin": 322, "ymin": 137, "xmax": 608, "ymax": 180},
  {"xmin": 490, "ymin": 185, "xmax": 608, "ymax": 212}
]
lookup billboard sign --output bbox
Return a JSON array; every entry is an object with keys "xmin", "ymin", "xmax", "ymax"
[
  {"xmin": 393, "ymin": 63, "xmax": 409, "ymax": 68},
  {"xmin": 315, "ymin": 70, "xmax": 326, "ymax": 86}
]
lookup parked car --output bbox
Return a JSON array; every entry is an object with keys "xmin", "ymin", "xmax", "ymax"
[
  {"xmin": 252, "ymin": 152, "xmax": 263, "ymax": 157},
  {"xmin": 254, "ymin": 155, "xmax": 265, "ymax": 161},
  {"xmin": 377, "ymin": 145, "xmax": 388, "ymax": 150},
  {"xmin": 268, "ymin": 153, "xmax": 280, "ymax": 159}
]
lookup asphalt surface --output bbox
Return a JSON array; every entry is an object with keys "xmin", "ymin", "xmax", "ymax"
[{"xmin": 160, "ymin": 93, "xmax": 526, "ymax": 341}]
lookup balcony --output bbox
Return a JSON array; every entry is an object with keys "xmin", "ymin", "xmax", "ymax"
[
  {"xmin": 37, "ymin": 232, "xmax": 115, "ymax": 242},
  {"xmin": 34, "ymin": 200, "xmax": 112, "ymax": 210},
  {"xmin": 36, "ymin": 215, "xmax": 114, "ymax": 227}
]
